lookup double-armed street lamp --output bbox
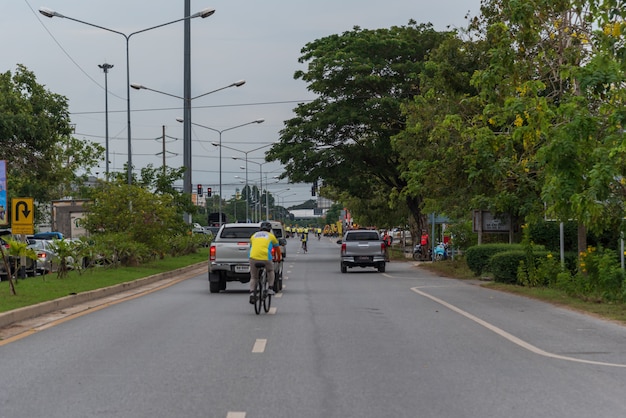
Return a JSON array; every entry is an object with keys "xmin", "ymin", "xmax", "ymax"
[
  {"xmin": 133, "ymin": 80, "xmax": 245, "ymax": 222},
  {"xmin": 237, "ymin": 159, "xmax": 274, "ymax": 221},
  {"xmin": 39, "ymin": 6, "xmax": 215, "ymax": 185},
  {"xmin": 176, "ymin": 118, "xmax": 265, "ymax": 225},
  {"xmin": 213, "ymin": 142, "xmax": 273, "ymax": 222}
]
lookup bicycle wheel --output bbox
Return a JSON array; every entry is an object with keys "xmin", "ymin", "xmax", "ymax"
[
  {"xmin": 254, "ymin": 270, "xmax": 263, "ymax": 315},
  {"xmin": 262, "ymin": 270, "xmax": 271, "ymax": 312}
]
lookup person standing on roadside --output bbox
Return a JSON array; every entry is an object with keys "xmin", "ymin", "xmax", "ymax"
[{"xmin": 383, "ymin": 230, "xmax": 392, "ymax": 261}]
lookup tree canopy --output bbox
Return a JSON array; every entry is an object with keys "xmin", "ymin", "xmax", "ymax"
[
  {"xmin": 267, "ymin": 21, "xmax": 453, "ymax": 231},
  {"xmin": 0, "ymin": 65, "xmax": 103, "ymax": 216},
  {"xmin": 270, "ymin": 0, "xmax": 626, "ymax": 250}
]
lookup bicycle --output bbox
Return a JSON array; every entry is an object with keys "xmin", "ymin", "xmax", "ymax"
[
  {"xmin": 301, "ymin": 240, "xmax": 308, "ymax": 253},
  {"xmin": 253, "ymin": 262, "xmax": 271, "ymax": 315}
]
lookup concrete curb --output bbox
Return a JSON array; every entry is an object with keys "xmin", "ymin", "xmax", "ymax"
[{"xmin": 0, "ymin": 262, "xmax": 207, "ymax": 329}]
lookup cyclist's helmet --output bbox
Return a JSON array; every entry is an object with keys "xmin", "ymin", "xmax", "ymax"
[{"xmin": 260, "ymin": 221, "xmax": 272, "ymax": 232}]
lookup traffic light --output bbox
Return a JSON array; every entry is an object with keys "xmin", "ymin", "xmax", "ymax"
[
  {"xmin": 197, "ymin": 184, "xmax": 203, "ymax": 196},
  {"xmin": 207, "ymin": 187, "xmax": 212, "ymax": 197}
]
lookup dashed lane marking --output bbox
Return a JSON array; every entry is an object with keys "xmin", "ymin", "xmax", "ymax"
[{"xmin": 252, "ymin": 338, "xmax": 267, "ymax": 353}]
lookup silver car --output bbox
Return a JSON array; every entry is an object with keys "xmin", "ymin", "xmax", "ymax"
[{"xmin": 28, "ymin": 239, "xmax": 58, "ymax": 275}]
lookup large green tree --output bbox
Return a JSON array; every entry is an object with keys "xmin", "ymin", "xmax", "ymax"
[
  {"xmin": 267, "ymin": 22, "xmax": 451, "ymax": 230},
  {"xmin": 0, "ymin": 65, "xmax": 103, "ymax": 211},
  {"xmin": 459, "ymin": 0, "xmax": 626, "ymax": 251}
]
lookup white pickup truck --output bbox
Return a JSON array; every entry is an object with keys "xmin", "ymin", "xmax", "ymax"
[
  {"xmin": 208, "ymin": 222, "xmax": 287, "ymax": 293},
  {"xmin": 337, "ymin": 229, "xmax": 386, "ymax": 273}
]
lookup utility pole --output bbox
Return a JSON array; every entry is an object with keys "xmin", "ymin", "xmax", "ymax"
[
  {"xmin": 98, "ymin": 62, "xmax": 113, "ymax": 179},
  {"xmin": 162, "ymin": 125, "xmax": 166, "ymax": 174}
]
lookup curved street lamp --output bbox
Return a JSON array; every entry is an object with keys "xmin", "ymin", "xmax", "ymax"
[{"xmin": 40, "ymin": 6, "xmax": 215, "ymax": 185}]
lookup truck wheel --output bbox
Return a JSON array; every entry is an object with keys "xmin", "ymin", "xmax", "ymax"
[
  {"xmin": 209, "ymin": 281, "xmax": 221, "ymax": 293},
  {"xmin": 378, "ymin": 262, "xmax": 386, "ymax": 273},
  {"xmin": 341, "ymin": 263, "xmax": 347, "ymax": 273}
]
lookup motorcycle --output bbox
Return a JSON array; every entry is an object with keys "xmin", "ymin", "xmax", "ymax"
[
  {"xmin": 433, "ymin": 242, "xmax": 448, "ymax": 261},
  {"xmin": 412, "ymin": 243, "xmax": 426, "ymax": 261}
]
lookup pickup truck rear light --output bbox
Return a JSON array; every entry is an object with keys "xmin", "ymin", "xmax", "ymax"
[
  {"xmin": 210, "ymin": 245, "xmax": 216, "ymax": 262},
  {"xmin": 341, "ymin": 243, "xmax": 346, "ymax": 255}
]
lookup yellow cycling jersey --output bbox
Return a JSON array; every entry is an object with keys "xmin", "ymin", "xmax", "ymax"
[{"xmin": 249, "ymin": 231, "xmax": 279, "ymax": 260}]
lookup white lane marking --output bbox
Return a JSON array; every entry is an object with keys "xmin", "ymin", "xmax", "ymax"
[
  {"xmin": 411, "ymin": 286, "xmax": 626, "ymax": 368},
  {"xmin": 227, "ymin": 412, "xmax": 246, "ymax": 418},
  {"xmin": 275, "ymin": 293, "xmax": 283, "ymax": 298},
  {"xmin": 252, "ymin": 338, "xmax": 267, "ymax": 353},
  {"xmin": 269, "ymin": 307, "xmax": 277, "ymax": 315}
]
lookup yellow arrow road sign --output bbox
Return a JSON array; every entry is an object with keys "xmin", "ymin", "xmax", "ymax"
[{"xmin": 12, "ymin": 197, "xmax": 34, "ymax": 225}]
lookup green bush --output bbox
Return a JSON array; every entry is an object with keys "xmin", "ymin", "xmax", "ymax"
[
  {"xmin": 168, "ymin": 233, "xmax": 210, "ymax": 257},
  {"xmin": 465, "ymin": 244, "xmax": 525, "ymax": 276},
  {"xmin": 556, "ymin": 246, "xmax": 626, "ymax": 302},
  {"xmin": 489, "ymin": 250, "xmax": 528, "ymax": 284}
]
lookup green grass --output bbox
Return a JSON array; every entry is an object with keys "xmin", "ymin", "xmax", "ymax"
[
  {"xmin": 418, "ymin": 257, "xmax": 626, "ymax": 325},
  {"xmin": 0, "ymin": 248, "xmax": 208, "ymax": 314}
]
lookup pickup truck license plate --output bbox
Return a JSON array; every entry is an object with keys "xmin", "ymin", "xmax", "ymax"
[
  {"xmin": 234, "ymin": 264, "xmax": 250, "ymax": 273},
  {"xmin": 356, "ymin": 256, "xmax": 372, "ymax": 262}
]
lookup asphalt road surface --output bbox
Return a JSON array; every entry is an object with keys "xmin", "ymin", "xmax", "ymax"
[{"xmin": 1, "ymin": 236, "xmax": 626, "ymax": 418}]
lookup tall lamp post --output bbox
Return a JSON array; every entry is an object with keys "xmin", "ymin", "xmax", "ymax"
[
  {"xmin": 40, "ymin": 6, "xmax": 215, "ymax": 185},
  {"xmin": 133, "ymin": 80, "xmax": 245, "ymax": 223},
  {"xmin": 98, "ymin": 62, "xmax": 113, "ymax": 179},
  {"xmin": 213, "ymin": 142, "xmax": 273, "ymax": 222},
  {"xmin": 176, "ymin": 118, "xmax": 265, "ymax": 225}
]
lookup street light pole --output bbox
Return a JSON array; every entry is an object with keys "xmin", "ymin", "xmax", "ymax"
[
  {"xmin": 98, "ymin": 62, "xmax": 113, "ymax": 179},
  {"xmin": 132, "ymin": 80, "xmax": 245, "ymax": 223},
  {"xmin": 219, "ymin": 143, "xmax": 273, "ymax": 221},
  {"xmin": 40, "ymin": 6, "xmax": 215, "ymax": 185},
  {"xmin": 176, "ymin": 118, "xmax": 264, "ymax": 225}
]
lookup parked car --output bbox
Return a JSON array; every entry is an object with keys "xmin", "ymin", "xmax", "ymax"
[
  {"xmin": 0, "ymin": 231, "xmax": 36, "ymax": 279},
  {"xmin": 33, "ymin": 231, "xmax": 64, "ymax": 240},
  {"xmin": 28, "ymin": 239, "xmax": 58, "ymax": 275}
]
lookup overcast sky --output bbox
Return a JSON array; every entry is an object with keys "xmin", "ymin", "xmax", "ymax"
[{"xmin": 2, "ymin": 0, "xmax": 482, "ymax": 207}]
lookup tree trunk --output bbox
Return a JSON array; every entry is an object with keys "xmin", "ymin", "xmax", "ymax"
[{"xmin": 406, "ymin": 194, "xmax": 427, "ymax": 242}]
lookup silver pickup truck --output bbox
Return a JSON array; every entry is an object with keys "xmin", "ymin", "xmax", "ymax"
[
  {"xmin": 337, "ymin": 229, "xmax": 386, "ymax": 273},
  {"xmin": 208, "ymin": 222, "xmax": 286, "ymax": 293}
]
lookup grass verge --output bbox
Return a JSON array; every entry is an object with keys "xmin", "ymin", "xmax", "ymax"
[
  {"xmin": 0, "ymin": 248, "xmax": 208, "ymax": 314},
  {"xmin": 416, "ymin": 256, "xmax": 626, "ymax": 326}
]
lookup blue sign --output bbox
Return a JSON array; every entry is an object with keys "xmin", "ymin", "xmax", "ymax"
[{"xmin": 0, "ymin": 160, "xmax": 7, "ymax": 226}]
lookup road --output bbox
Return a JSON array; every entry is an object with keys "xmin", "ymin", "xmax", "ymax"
[{"xmin": 1, "ymin": 236, "xmax": 626, "ymax": 418}]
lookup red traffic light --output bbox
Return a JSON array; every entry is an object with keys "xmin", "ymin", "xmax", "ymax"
[
  {"xmin": 197, "ymin": 184, "xmax": 203, "ymax": 195},
  {"xmin": 207, "ymin": 187, "xmax": 212, "ymax": 197}
]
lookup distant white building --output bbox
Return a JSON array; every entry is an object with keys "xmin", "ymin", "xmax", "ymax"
[{"xmin": 290, "ymin": 209, "xmax": 325, "ymax": 219}]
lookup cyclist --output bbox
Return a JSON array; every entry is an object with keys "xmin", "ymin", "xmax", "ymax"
[
  {"xmin": 248, "ymin": 221, "xmax": 281, "ymax": 304},
  {"xmin": 301, "ymin": 228, "xmax": 309, "ymax": 252}
]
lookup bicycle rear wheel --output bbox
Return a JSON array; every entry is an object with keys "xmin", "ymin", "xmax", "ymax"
[
  {"xmin": 262, "ymin": 270, "xmax": 271, "ymax": 312},
  {"xmin": 254, "ymin": 271, "xmax": 263, "ymax": 315}
]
